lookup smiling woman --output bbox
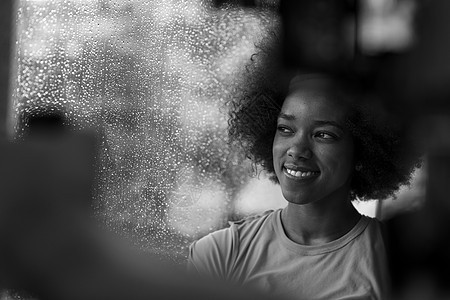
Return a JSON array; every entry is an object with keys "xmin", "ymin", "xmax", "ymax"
[
  {"xmin": 188, "ymin": 36, "xmax": 422, "ymax": 299},
  {"xmin": 228, "ymin": 37, "xmax": 421, "ymax": 202},
  {"xmin": 273, "ymin": 76, "xmax": 356, "ymax": 207}
]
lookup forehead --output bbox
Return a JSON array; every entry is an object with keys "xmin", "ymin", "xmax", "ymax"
[{"xmin": 281, "ymin": 78, "xmax": 351, "ymax": 121}]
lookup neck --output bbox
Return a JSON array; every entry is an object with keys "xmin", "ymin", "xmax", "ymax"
[{"xmin": 280, "ymin": 192, "xmax": 361, "ymax": 246}]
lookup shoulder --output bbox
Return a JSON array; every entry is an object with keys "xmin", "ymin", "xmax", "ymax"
[
  {"xmin": 348, "ymin": 215, "xmax": 386, "ymax": 250},
  {"xmin": 361, "ymin": 215, "xmax": 385, "ymax": 240},
  {"xmin": 352, "ymin": 216, "xmax": 390, "ymax": 299},
  {"xmin": 229, "ymin": 210, "xmax": 277, "ymax": 248},
  {"xmin": 187, "ymin": 210, "xmax": 277, "ymax": 279},
  {"xmin": 230, "ymin": 209, "xmax": 275, "ymax": 232},
  {"xmin": 191, "ymin": 209, "xmax": 276, "ymax": 253}
]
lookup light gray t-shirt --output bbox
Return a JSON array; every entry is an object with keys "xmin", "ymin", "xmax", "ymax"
[{"xmin": 188, "ymin": 209, "xmax": 389, "ymax": 300}]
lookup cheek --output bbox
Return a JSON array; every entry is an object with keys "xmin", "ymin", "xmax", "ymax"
[
  {"xmin": 331, "ymin": 147, "xmax": 355, "ymax": 178},
  {"xmin": 272, "ymin": 136, "xmax": 284, "ymax": 169},
  {"xmin": 272, "ymin": 136, "xmax": 285, "ymax": 160},
  {"xmin": 319, "ymin": 144, "xmax": 355, "ymax": 175}
]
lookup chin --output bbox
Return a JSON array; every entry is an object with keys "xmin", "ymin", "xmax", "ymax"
[{"xmin": 282, "ymin": 190, "xmax": 314, "ymax": 205}]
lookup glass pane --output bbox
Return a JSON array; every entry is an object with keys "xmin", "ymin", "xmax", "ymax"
[{"xmin": 14, "ymin": 0, "xmax": 279, "ymax": 263}]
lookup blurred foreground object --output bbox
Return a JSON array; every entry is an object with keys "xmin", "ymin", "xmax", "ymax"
[
  {"xmin": 0, "ymin": 107, "xmax": 272, "ymax": 299},
  {"xmin": 0, "ymin": 0, "xmax": 14, "ymax": 139},
  {"xmin": 0, "ymin": 132, "xmax": 275, "ymax": 300}
]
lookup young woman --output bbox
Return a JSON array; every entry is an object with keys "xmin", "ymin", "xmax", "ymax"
[{"xmin": 187, "ymin": 41, "xmax": 420, "ymax": 299}]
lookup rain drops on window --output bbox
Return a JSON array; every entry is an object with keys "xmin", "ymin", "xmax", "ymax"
[{"xmin": 15, "ymin": 0, "xmax": 279, "ymax": 262}]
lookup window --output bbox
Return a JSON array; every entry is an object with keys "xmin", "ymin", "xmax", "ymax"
[{"xmin": 14, "ymin": 0, "xmax": 280, "ymax": 263}]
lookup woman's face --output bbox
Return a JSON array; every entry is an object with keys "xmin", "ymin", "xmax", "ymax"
[{"xmin": 272, "ymin": 79, "xmax": 355, "ymax": 205}]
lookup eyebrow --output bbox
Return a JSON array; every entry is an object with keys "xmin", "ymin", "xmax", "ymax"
[
  {"xmin": 314, "ymin": 120, "xmax": 345, "ymax": 131},
  {"xmin": 278, "ymin": 113, "xmax": 296, "ymax": 121},
  {"xmin": 278, "ymin": 113, "xmax": 345, "ymax": 131}
]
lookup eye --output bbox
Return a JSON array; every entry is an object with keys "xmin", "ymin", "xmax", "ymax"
[
  {"xmin": 277, "ymin": 125, "xmax": 293, "ymax": 135},
  {"xmin": 314, "ymin": 131, "xmax": 337, "ymax": 140}
]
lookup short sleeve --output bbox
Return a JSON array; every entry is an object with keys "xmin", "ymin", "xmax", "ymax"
[{"xmin": 187, "ymin": 226, "xmax": 239, "ymax": 281}]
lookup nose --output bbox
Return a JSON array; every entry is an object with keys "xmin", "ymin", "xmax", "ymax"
[{"xmin": 287, "ymin": 135, "xmax": 313, "ymax": 160}]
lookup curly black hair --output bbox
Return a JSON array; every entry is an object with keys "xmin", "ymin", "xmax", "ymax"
[{"xmin": 228, "ymin": 34, "xmax": 421, "ymax": 201}]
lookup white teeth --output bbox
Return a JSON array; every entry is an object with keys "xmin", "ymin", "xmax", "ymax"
[{"xmin": 285, "ymin": 168, "xmax": 317, "ymax": 178}]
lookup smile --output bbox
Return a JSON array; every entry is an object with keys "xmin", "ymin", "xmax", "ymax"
[{"xmin": 284, "ymin": 167, "xmax": 320, "ymax": 179}]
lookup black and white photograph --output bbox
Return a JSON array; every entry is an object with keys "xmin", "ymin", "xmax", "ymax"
[{"xmin": 0, "ymin": 0, "xmax": 449, "ymax": 299}]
